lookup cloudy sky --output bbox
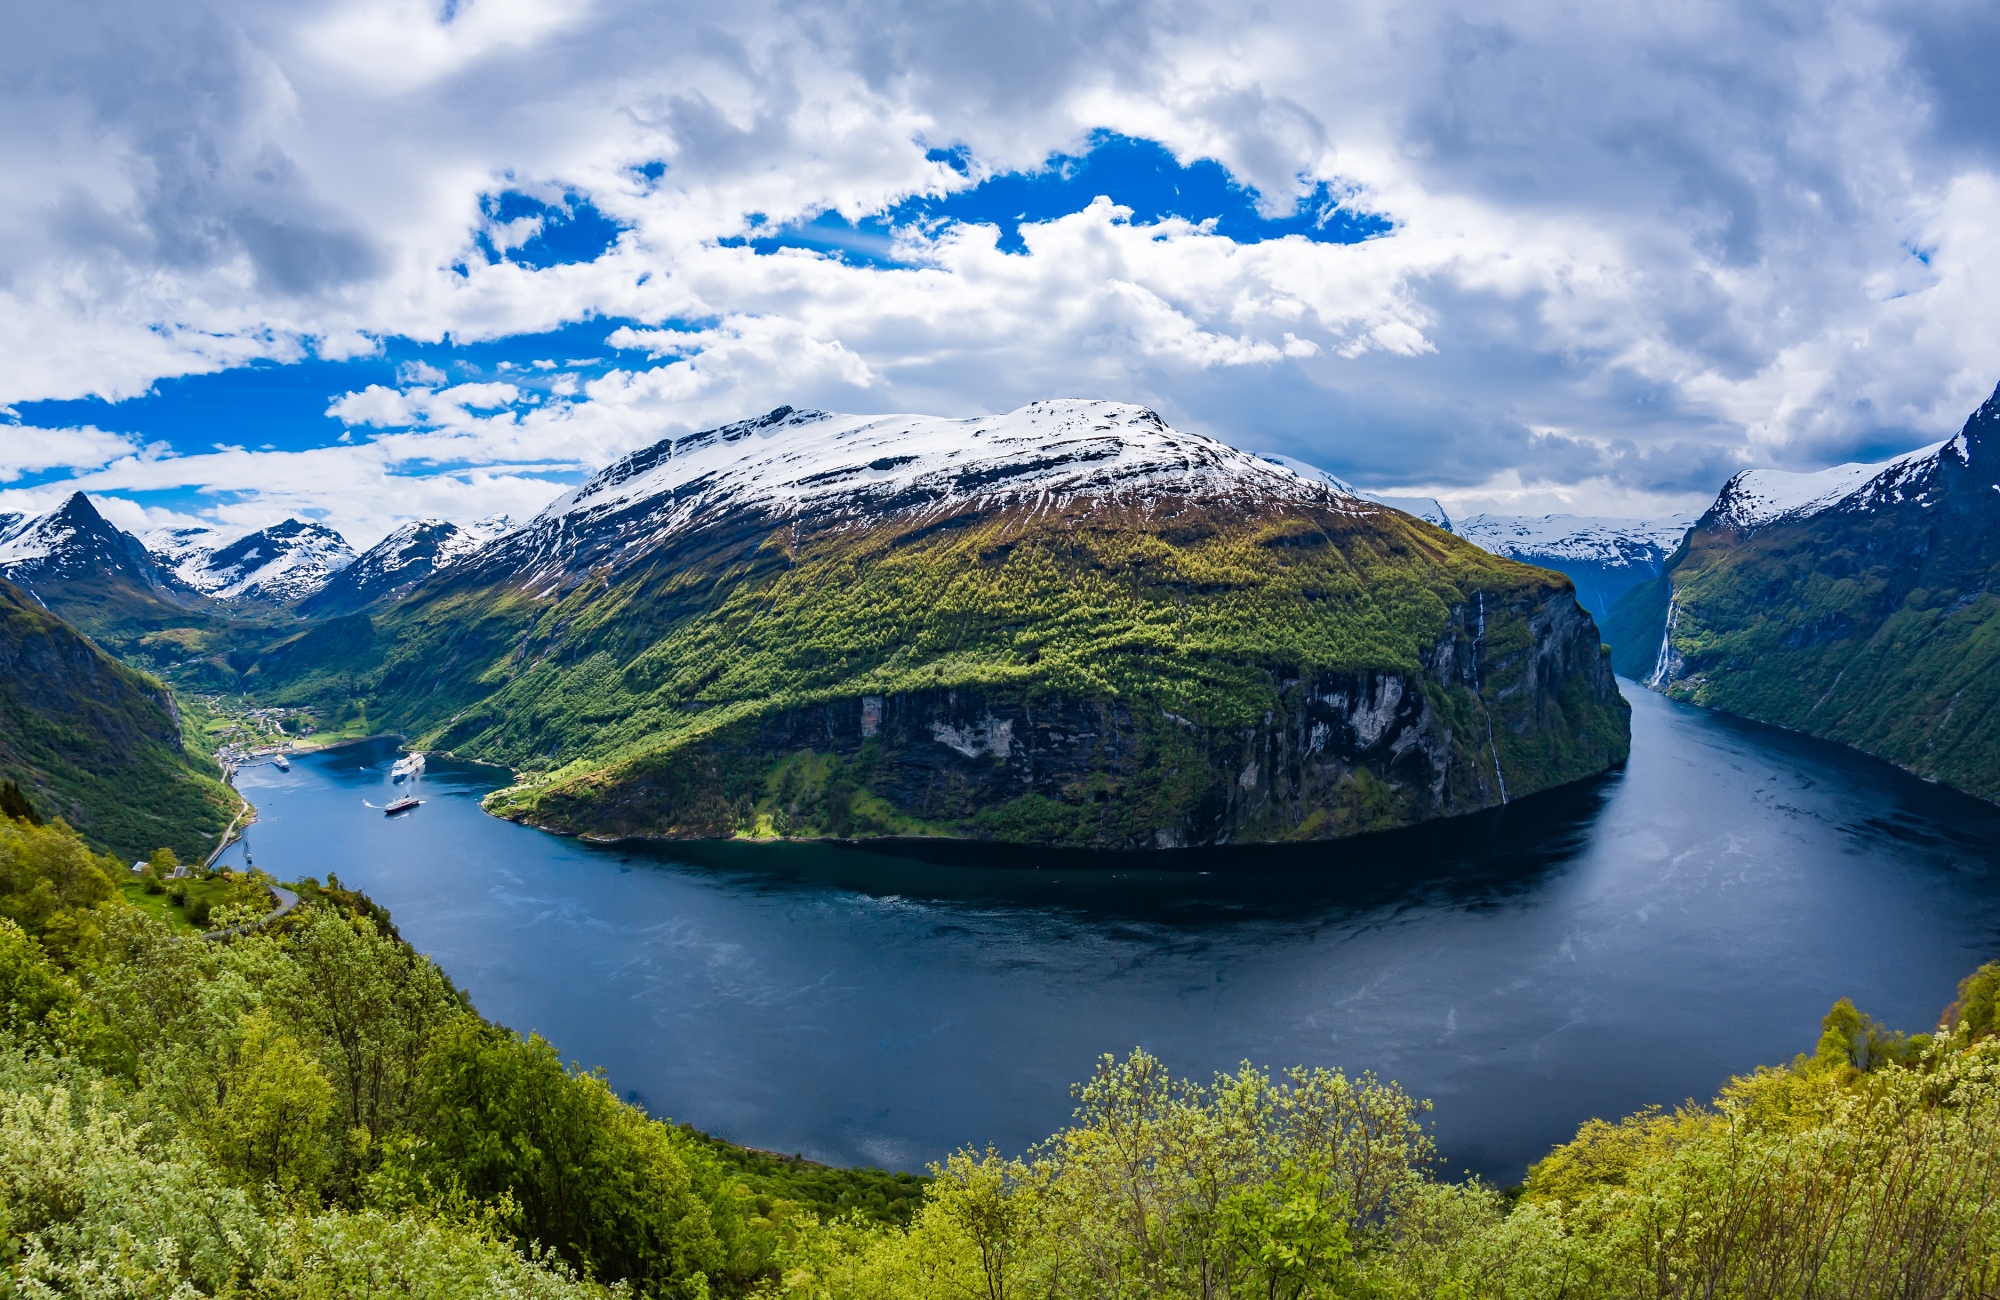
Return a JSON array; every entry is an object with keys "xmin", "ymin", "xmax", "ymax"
[{"xmin": 2, "ymin": 0, "xmax": 1997, "ymax": 547}]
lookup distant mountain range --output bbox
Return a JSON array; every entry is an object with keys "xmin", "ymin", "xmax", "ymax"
[
  {"xmin": 0, "ymin": 497, "xmax": 515, "ymax": 670},
  {"xmin": 146, "ymin": 519, "xmax": 357, "ymax": 604},
  {"xmin": 243, "ymin": 400, "xmax": 1628, "ymax": 848},
  {"xmin": 1610, "ymin": 382, "xmax": 2000, "ymax": 801},
  {"xmin": 1458, "ymin": 513, "xmax": 1693, "ymax": 635}
]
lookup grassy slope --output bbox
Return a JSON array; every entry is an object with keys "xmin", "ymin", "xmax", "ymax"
[
  {"xmin": 250, "ymin": 496, "xmax": 1627, "ymax": 841},
  {"xmin": 0, "ymin": 580, "xmax": 237, "ymax": 862},
  {"xmin": 1654, "ymin": 509, "xmax": 2000, "ymax": 800}
]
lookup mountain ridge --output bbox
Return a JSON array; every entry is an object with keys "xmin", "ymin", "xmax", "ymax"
[{"xmin": 250, "ymin": 399, "xmax": 1631, "ymax": 849}]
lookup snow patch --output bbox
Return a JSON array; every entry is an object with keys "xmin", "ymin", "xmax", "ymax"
[
  {"xmin": 506, "ymin": 400, "xmax": 1385, "ymax": 583},
  {"xmin": 1710, "ymin": 442, "xmax": 1944, "ymax": 530}
]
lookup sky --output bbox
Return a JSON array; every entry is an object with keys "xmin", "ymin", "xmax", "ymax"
[{"xmin": 2, "ymin": 0, "xmax": 1998, "ymax": 548}]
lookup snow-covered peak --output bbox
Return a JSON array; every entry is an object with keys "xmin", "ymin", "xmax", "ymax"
[
  {"xmin": 1258, "ymin": 454, "xmax": 1453, "ymax": 531},
  {"xmin": 0, "ymin": 515, "xmax": 62, "ymax": 567},
  {"xmin": 1709, "ymin": 443, "xmax": 1946, "ymax": 530},
  {"xmin": 511, "ymin": 401, "xmax": 1377, "ymax": 576},
  {"xmin": 296, "ymin": 514, "xmax": 518, "ymax": 614},
  {"xmin": 154, "ymin": 519, "xmax": 355, "ymax": 602},
  {"xmin": 480, "ymin": 401, "xmax": 1401, "ymax": 587},
  {"xmin": 1459, "ymin": 514, "xmax": 1693, "ymax": 566}
]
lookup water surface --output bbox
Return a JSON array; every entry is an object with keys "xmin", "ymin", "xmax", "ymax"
[{"xmin": 217, "ymin": 686, "xmax": 2000, "ymax": 1181}]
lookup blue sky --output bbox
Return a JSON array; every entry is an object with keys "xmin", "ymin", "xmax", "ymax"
[{"xmin": 2, "ymin": 0, "xmax": 1996, "ymax": 544}]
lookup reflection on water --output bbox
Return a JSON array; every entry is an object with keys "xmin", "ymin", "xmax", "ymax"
[{"xmin": 218, "ymin": 685, "xmax": 2000, "ymax": 1181}]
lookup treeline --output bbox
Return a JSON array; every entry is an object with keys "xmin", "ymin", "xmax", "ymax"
[{"xmin": 5, "ymin": 803, "xmax": 2000, "ymax": 1296}]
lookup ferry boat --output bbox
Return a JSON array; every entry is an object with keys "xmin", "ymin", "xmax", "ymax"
[
  {"xmin": 273, "ymin": 753, "xmax": 290, "ymax": 771},
  {"xmin": 384, "ymin": 796, "xmax": 421, "ymax": 815},
  {"xmin": 389, "ymin": 752, "xmax": 426, "ymax": 782}
]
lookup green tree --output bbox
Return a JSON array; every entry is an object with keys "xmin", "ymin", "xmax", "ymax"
[
  {"xmin": 0, "ymin": 779, "xmax": 40, "ymax": 824},
  {"xmin": 274, "ymin": 906, "xmax": 462, "ymax": 1195},
  {"xmin": 404, "ymin": 1015, "xmax": 724, "ymax": 1297},
  {"xmin": 0, "ymin": 814, "xmax": 117, "ymax": 965},
  {"xmin": 193, "ymin": 1008, "xmax": 339, "ymax": 1201},
  {"xmin": 0, "ymin": 918, "xmax": 79, "ymax": 1047}
]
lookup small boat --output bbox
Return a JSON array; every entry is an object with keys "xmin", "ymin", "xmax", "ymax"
[
  {"xmin": 384, "ymin": 796, "xmax": 421, "ymax": 815},
  {"xmin": 390, "ymin": 752, "xmax": 425, "ymax": 782}
]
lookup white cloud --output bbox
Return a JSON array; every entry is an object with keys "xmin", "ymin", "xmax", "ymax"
[
  {"xmin": 0, "ymin": 0, "xmax": 1996, "ymax": 523},
  {"xmin": 0, "ymin": 426, "xmax": 137, "ymax": 481}
]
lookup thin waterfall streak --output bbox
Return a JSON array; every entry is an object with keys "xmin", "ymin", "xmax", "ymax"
[
  {"xmin": 1648, "ymin": 596, "xmax": 1680, "ymax": 688},
  {"xmin": 1476, "ymin": 592, "xmax": 1507, "ymax": 804}
]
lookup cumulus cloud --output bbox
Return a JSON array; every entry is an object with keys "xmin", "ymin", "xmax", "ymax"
[
  {"xmin": 0, "ymin": 0, "xmax": 1995, "ymax": 528},
  {"xmin": 0, "ymin": 425, "xmax": 138, "ymax": 481}
]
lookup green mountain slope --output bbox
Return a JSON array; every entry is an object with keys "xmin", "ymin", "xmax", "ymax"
[
  {"xmin": 1625, "ymin": 382, "xmax": 2000, "ymax": 800},
  {"xmin": 0, "ymin": 578, "xmax": 238, "ymax": 861},
  {"xmin": 250, "ymin": 402, "xmax": 1629, "ymax": 848}
]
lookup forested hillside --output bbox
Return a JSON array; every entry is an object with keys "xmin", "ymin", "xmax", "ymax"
[
  {"xmin": 4, "ymin": 801, "xmax": 1998, "ymax": 1296},
  {"xmin": 0, "ymin": 578, "xmax": 235, "ymax": 862},
  {"xmin": 1620, "ymin": 382, "xmax": 2000, "ymax": 801}
]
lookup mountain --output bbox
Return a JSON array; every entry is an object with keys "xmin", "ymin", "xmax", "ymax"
[
  {"xmin": 1619, "ymin": 382, "xmax": 2000, "ymax": 800},
  {"xmin": 1259, "ymin": 454, "xmax": 1455, "ymax": 530},
  {"xmin": 254, "ymin": 400, "xmax": 1629, "ymax": 848},
  {"xmin": 147, "ymin": 518, "xmax": 356, "ymax": 604},
  {"xmin": 296, "ymin": 516, "xmax": 511, "ymax": 617},
  {"xmin": 1459, "ymin": 514, "xmax": 1692, "ymax": 646},
  {"xmin": 0, "ymin": 492, "xmax": 219, "ymax": 652},
  {"xmin": 0, "ymin": 577, "xmax": 235, "ymax": 862}
]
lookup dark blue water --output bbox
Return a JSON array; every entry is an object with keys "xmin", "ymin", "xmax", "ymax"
[{"xmin": 217, "ymin": 685, "xmax": 2000, "ymax": 1182}]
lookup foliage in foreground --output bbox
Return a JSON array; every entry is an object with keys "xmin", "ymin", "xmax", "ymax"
[
  {"xmin": 759, "ymin": 1001, "xmax": 2000, "ymax": 1300},
  {"xmin": 6, "ymin": 802, "xmax": 2000, "ymax": 1296}
]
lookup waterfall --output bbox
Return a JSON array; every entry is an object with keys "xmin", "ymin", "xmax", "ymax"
[
  {"xmin": 1475, "ymin": 592, "xmax": 1508, "ymax": 805},
  {"xmin": 1647, "ymin": 597, "xmax": 1680, "ymax": 688}
]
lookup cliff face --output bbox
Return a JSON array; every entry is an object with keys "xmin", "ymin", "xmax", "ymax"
[
  {"xmin": 504, "ymin": 585, "xmax": 1625, "ymax": 848},
  {"xmin": 1619, "ymin": 382, "xmax": 2000, "ymax": 802}
]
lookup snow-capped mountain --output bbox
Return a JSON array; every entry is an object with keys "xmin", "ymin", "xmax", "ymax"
[
  {"xmin": 148, "ymin": 519, "xmax": 356, "ymax": 604},
  {"xmin": 1705, "ymin": 440, "xmax": 1951, "ymax": 531},
  {"xmin": 466, "ymin": 400, "xmax": 1385, "ymax": 589},
  {"xmin": 298, "ymin": 515, "xmax": 513, "ymax": 616},
  {"xmin": 1459, "ymin": 514, "xmax": 1692, "ymax": 564},
  {"xmin": 1458, "ymin": 513, "xmax": 1692, "ymax": 625},
  {"xmin": 1258, "ymin": 454, "xmax": 1454, "ymax": 531},
  {"xmin": 0, "ymin": 493, "xmax": 184, "ymax": 598},
  {"xmin": 305, "ymin": 397, "xmax": 1622, "ymax": 850}
]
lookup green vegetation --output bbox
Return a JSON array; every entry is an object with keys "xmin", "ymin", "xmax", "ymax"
[
  {"xmin": 0, "ymin": 578, "xmax": 237, "ymax": 862},
  {"xmin": 248, "ymin": 498, "xmax": 1625, "ymax": 845},
  {"xmin": 1624, "ymin": 505, "xmax": 2000, "ymax": 801},
  {"xmin": 0, "ymin": 795, "xmax": 926, "ymax": 1297},
  {"xmin": 117, "ymin": 856, "xmax": 275, "ymax": 933},
  {"xmin": 10, "ymin": 793, "xmax": 2000, "ymax": 1294}
]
